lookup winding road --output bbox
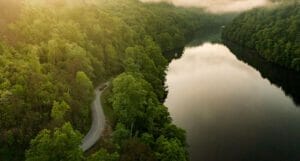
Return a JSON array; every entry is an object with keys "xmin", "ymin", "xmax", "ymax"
[{"xmin": 80, "ymin": 83, "xmax": 108, "ymax": 152}]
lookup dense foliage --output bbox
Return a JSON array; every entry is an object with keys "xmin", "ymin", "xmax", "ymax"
[
  {"xmin": 222, "ymin": 2, "xmax": 300, "ymax": 71},
  {"xmin": 0, "ymin": 0, "xmax": 230, "ymax": 160},
  {"xmin": 25, "ymin": 123, "xmax": 83, "ymax": 161},
  {"xmin": 107, "ymin": 72, "xmax": 188, "ymax": 161}
]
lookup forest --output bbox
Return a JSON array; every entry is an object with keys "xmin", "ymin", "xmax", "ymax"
[
  {"xmin": 0, "ymin": 0, "xmax": 231, "ymax": 161},
  {"xmin": 222, "ymin": 1, "xmax": 300, "ymax": 71}
]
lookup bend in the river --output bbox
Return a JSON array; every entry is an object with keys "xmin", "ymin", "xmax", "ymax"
[{"xmin": 165, "ymin": 42, "xmax": 300, "ymax": 161}]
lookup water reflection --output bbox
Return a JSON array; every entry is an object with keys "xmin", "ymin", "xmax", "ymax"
[
  {"xmin": 165, "ymin": 43, "xmax": 300, "ymax": 161},
  {"xmin": 224, "ymin": 41, "xmax": 300, "ymax": 105}
]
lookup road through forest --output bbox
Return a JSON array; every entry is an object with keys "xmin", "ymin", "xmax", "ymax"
[{"xmin": 80, "ymin": 83, "xmax": 108, "ymax": 151}]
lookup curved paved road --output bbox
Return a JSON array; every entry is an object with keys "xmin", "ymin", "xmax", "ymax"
[{"xmin": 80, "ymin": 83, "xmax": 108, "ymax": 151}]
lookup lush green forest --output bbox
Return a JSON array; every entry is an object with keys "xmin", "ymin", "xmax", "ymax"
[
  {"xmin": 0, "ymin": 0, "xmax": 231, "ymax": 160},
  {"xmin": 222, "ymin": 1, "xmax": 300, "ymax": 71}
]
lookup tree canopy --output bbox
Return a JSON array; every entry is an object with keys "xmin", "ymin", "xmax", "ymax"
[
  {"xmin": 0, "ymin": 0, "xmax": 232, "ymax": 160},
  {"xmin": 223, "ymin": 2, "xmax": 300, "ymax": 71},
  {"xmin": 25, "ymin": 123, "xmax": 83, "ymax": 161}
]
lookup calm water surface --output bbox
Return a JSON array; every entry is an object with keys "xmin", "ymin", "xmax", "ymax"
[{"xmin": 165, "ymin": 43, "xmax": 300, "ymax": 161}]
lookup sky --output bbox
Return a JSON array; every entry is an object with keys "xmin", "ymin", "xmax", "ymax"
[{"xmin": 140, "ymin": 0, "xmax": 271, "ymax": 13}]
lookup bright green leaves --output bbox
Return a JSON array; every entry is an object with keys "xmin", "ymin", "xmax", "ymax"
[
  {"xmin": 111, "ymin": 73, "xmax": 157, "ymax": 130},
  {"xmin": 124, "ymin": 43, "xmax": 167, "ymax": 101},
  {"xmin": 71, "ymin": 71, "xmax": 94, "ymax": 131},
  {"xmin": 26, "ymin": 130, "xmax": 52, "ymax": 161},
  {"xmin": 65, "ymin": 43, "xmax": 94, "ymax": 78},
  {"xmin": 155, "ymin": 136, "xmax": 187, "ymax": 161},
  {"xmin": 0, "ymin": 0, "xmax": 207, "ymax": 160},
  {"xmin": 110, "ymin": 72, "xmax": 188, "ymax": 161},
  {"xmin": 44, "ymin": 38, "xmax": 94, "ymax": 79},
  {"xmin": 51, "ymin": 101, "xmax": 70, "ymax": 125},
  {"xmin": 25, "ymin": 123, "xmax": 83, "ymax": 161},
  {"xmin": 143, "ymin": 36, "xmax": 167, "ymax": 71},
  {"xmin": 75, "ymin": 71, "xmax": 93, "ymax": 100}
]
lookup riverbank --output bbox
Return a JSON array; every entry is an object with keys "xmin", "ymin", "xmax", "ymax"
[
  {"xmin": 165, "ymin": 42, "xmax": 300, "ymax": 161},
  {"xmin": 223, "ymin": 40, "xmax": 300, "ymax": 105},
  {"xmin": 221, "ymin": 2, "xmax": 300, "ymax": 71}
]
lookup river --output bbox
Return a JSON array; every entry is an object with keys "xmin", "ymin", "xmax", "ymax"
[{"xmin": 165, "ymin": 42, "xmax": 300, "ymax": 161}]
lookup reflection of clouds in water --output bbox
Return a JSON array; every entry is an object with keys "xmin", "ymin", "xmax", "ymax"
[
  {"xmin": 169, "ymin": 43, "xmax": 257, "ymax": 76},
  {"xmin": 140, "ymin": 0, "xmax": 271, "ymax": 13},
  {"xmin": 165, "ymin": 43, "xmax": 297, "ymax": 127},
  {"xmin": 164, "ymin": 42, "xmax": 300, "ymax": 161}
]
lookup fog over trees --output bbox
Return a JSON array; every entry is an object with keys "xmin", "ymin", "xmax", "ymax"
[
  {"xmin": 1, "ymin": 0, "xmax": 297, "ymax": 161},
  {"xmin": 0, "ymin": 0, "xmax": 232, "ymax": 161},
  {"xmin": 140, "ymin": 0, "xmax": 271, "ymax": 13}
]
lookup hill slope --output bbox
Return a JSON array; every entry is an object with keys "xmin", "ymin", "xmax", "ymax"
[{"xmin": 222, "ymin": 2, "xmax": 300, "ymax": 71}]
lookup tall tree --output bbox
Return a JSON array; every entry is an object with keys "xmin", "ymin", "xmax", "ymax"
[
  {"xmin": 25, "ymin": 123, "xmax": 83, "ymax": 161},
  {"xmin": 87, "ymin": 149, "xmax": 119, "ymax": 161},
  {"xmin": 51, "ymin": 101, "xmax": 70, "ymax": 125}
]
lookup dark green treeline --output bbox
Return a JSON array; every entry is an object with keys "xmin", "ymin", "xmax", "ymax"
[{"xmin": 222, "ymin": 1, "xmax": 300, "ymax": 71}]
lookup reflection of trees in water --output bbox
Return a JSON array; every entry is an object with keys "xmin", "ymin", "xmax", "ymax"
[
  {"xmin": 224, "ymin": 41, "xmax": 300, "ymax": 106},
  {"xmin": 164, "ymin": 47, "xmax": 184, "ymax": 61},
  {"xmin": 166, "ymin": 30, "xmax": 224, "ymax": 61},
  {"xmin": 187, "ymin": 32, "xmax": 222, "ymax": 47}
]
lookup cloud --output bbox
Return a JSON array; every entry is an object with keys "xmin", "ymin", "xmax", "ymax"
[{"xmin": 140, "ymin": 0, "xmax": 271, "ymax": 13}]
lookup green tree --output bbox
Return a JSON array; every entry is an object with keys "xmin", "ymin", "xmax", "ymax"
[
  {"xmin": 0, "ymin": 0, "xmax": 220, "ymax": 159},
  {"xmin": 72, "ymin": 71, "xmax": 94, "ymax": 131},
  {"xmin": 25, "ymin": 123, "xmax": 83, "ymax": 161},
  {"xmin": 162, "ymin": 124, "xmax": 187, "ymax": 146},
  {"xmin": 155, "ymin": 136, "xmax": 187, "ymax": 161},
  {"xmin": 223, "ymin": 2, "xmax": 300, "ymax": 71},
  {"xmin": 51, "ymin": 101, "xmax": 70, "ymax": 125},
  {"xmin": 112, "ymin": 123, "xmax": 130, "ymax": 146},
  {"xmin": 87, "ymin": 149, "xmax": 119, "ymax": 161},
  {"xmin": 110, "ymin": 73, "xmax": 159, "ymax": 131},
  {"xmin": 74, "ymin": 71, "xmax": 94, "ymax": 102}
]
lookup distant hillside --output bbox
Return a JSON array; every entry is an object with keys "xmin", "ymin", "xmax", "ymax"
[{"xmin": 222, "ymin": 2, "xmax": 300, "ymax": 71}]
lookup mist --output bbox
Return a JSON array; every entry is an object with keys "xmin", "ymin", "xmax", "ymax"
[{"xmin": 140, "ymin": 0, "xmax": 272, "ymax": 13}]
